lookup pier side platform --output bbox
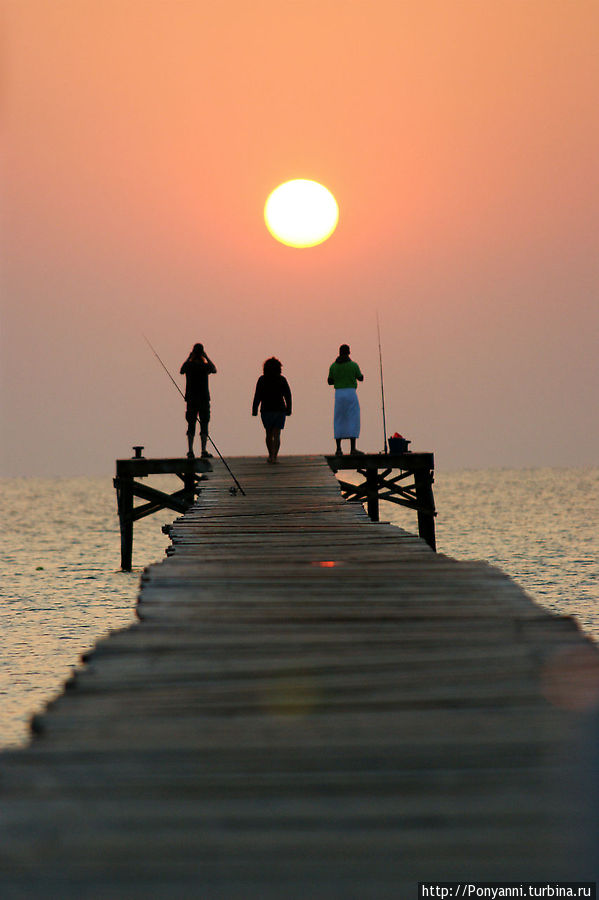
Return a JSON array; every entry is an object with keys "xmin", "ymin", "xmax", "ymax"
[{"xmin": 0, "ymin": 455, "xmax": 597, "ymax": 897}]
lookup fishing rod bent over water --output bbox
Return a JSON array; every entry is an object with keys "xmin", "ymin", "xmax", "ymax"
[
  {"xmin": 143, "ymin": 335, "xmax": 246, "ymax": 496},
  {"xmin": 376, "ymin": 311, "xmax": 388, "ymax": 454}
]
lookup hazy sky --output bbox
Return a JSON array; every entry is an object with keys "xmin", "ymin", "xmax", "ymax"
[{"xmin": 3, "ymin": 0, "xmax": 598, "ymax": 477}]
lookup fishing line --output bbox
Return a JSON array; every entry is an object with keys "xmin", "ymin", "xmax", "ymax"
[
  {"xmin": 143, "ymin": 335, "xmax": 246, "ymax": 496},
  {"xmin": 376, "ymin": 311, "xmax": 388, "ymax": 454}
]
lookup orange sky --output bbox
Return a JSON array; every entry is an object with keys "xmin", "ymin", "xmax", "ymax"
[{"xmin": 2, "ymin": 0, "xmax": 598, "ymax": 475}]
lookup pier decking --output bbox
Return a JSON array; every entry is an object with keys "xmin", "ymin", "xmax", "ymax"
[{"xmin": 1, "ymin": 455, "xmax": 597, "ymax": 896}]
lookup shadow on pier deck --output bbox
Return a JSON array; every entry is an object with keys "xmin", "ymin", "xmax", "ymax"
[{"xmin": 0, "ymin": 455, "xmax": 597, "ymax": 897}]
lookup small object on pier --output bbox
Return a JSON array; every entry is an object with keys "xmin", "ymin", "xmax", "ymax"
[
  {"xmin": 132, "ymin": 446, "xmax": 145, "ymax": 459},
  {"xmin": 388, "ymin": 433, "xmax": 410, "ymax": 454},
  {"xmin": 229, "ymin": 486, "xmax": 238, "ymax": 495}
]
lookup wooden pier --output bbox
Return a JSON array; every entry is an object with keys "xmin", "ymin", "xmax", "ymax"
[{"xmin": 1, "ymin": 455, "xmax": 597, "ymax": 896}]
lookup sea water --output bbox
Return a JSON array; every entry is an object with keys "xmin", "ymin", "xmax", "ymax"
[
  {"xmin": 0, "ymin": 467, "xmax": 597, "ymax": 749},
  {"xmin": 0, "ymin": 476, "xmax": 170, "ymax": 749}
]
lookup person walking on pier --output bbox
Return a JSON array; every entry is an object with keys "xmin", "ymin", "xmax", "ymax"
[
  {"xmin": 252, "ymin": 357, "xmax": 292, "ymax": 464},
  {"xmin": 180, "ymin": 343, "xmax": 217, "ymax": 458},
  {"xmin": 328, "ymin": 344, "xmax": 364, "ymax": 456}
]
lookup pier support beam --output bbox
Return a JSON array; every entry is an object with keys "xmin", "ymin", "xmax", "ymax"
[
  {"xmin": 114, "ymin": 454, "xmax": 211, "ymax": 570},
  {"xmin": 326, "ymin": 452, "xmax": 436, "ymax": 551}
]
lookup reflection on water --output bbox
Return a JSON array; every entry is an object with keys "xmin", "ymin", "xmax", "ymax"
[{"xmin": 0, "ymin": 467, "xmax": 597, "ymax": 749}]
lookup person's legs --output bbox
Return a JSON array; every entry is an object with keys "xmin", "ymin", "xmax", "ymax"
[
  {"xmin": 199, "ymin": 400, "xmax": 213, "ymax": 458},
  {"xmin": 335, "ymin": 438, "xmax": 343, "ymax": 456},
  {"xmin": 265, "ymin": 428, "xmax": 276, "ymax": 462},
  {"xmin": 200, "ymin": 422, "xmax": 211, "ymax": 457},
  {"xmin": 199, "ymin": 416, "xmax": 213, "ymax": 458},
  {"xmin": 186, "ymin": 407, "xmax": 196, "ymax": 457},
  {"xmin": 271, "ymin": 428, "xmax": 281, "ymax": 462}
]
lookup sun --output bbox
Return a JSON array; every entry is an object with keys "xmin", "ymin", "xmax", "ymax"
[{"xmin": 264, "ymin": 179, "xmax": 339, "ymax": 248}]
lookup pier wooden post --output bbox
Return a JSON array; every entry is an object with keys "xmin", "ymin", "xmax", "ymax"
[
  {"xmin": 183, "ymin": 470, "xmax": 197, "ymax": 507},
  {"xmin": 414, "ymin": 465, "xmax": 436, "ymax": 552},
  {"xmin": 116, "ymin": 476, "xmax": 134, "ymax": 572},
  {"xmin": 365, "ymin": 466, "xmax": 379, "ymax": 521}
]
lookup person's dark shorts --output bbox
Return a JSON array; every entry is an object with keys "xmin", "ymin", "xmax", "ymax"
[
  {"xmin": 186, "ymin": 399, "xmax": 210, "ymax": 433},
  {"xmin": 261, "ymin": 409, "xmax": 286, "ymax": 430}
]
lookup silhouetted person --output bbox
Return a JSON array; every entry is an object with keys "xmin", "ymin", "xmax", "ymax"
[
  {"xmin": 252, "ymin": 357, "xmax": 292, "ymax": 464},
  {"xmin": 327, "ymin": 343, "xmax": 364, "ymax": 456},
  {"xmin": 180, "ymin": 343, "xmax": 217, "ymax": 458}
]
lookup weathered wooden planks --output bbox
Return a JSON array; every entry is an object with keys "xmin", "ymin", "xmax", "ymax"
[{"xmin": 0, "ymin": 454, "xmax": 597, "ymax": 897}]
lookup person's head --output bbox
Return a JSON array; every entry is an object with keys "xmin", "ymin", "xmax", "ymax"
[
  {"xmin": 192, "ymin": 343, "xmax": 204, "ymax": 357},
  {"xmin": 263, "ymin": 357, "xmax": 282, "ymax": 376},
  {"xmin": 339, "ymin": 344, "xmax": 350, "ymax": 357}
]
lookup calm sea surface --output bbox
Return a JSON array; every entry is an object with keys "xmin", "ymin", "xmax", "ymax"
[{"xmin": 1, "ymin": 467, "xmax": 597, "ymax": 749}]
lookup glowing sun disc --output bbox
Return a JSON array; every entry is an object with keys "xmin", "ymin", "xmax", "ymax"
[{"xmin": 264, "ymin": 179, "xmax": 339, "ymax": 248}]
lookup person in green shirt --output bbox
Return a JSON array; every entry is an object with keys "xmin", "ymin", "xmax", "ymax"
[{"xmin": 327, "ymin": 344, "xmax": 364, "ymax": 456}]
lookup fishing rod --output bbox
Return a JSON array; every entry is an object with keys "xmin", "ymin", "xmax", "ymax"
[
  {"xmin": 143, "ymin": 334, "xmax": 246, "ymax": 496},
  {"xmin": 376, "ymin": 311, "xmax": 388, "ymax": 454}
]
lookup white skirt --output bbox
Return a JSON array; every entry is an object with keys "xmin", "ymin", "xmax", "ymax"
[{"xmin": 334, "ymin": 388, "xmax": 360, "ymax": 439}]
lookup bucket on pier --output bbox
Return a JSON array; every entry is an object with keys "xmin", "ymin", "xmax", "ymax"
[{"xmin": 388, "ymin": 433, "xmax": 410, "ymax": 454}]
